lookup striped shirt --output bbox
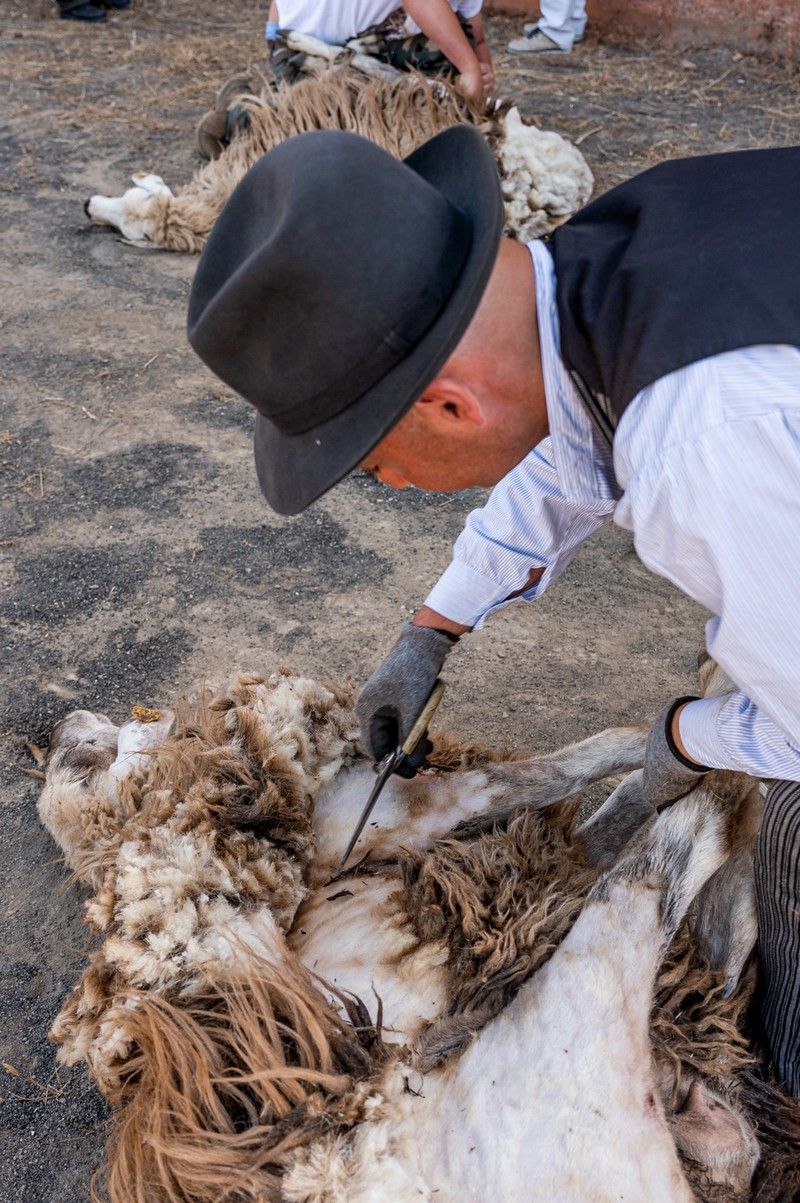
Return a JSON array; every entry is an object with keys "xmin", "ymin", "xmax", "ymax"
[{"xmin": 425, "ymin": 239, "xmax": 800, "ymax": 781}]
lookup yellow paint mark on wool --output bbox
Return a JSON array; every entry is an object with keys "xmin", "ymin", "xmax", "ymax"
[{"xmin": 132, "ymin": 705, "xmax": 162, "ymax": 723}]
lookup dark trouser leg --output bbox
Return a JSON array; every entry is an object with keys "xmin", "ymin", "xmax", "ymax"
[
  {"xmin": 754, "ymin": 779, "xmax": 800, "ymax": 1095},
  {"xmin": 57, "ymin": 1, "xmax": 104, "ymax": 12}
]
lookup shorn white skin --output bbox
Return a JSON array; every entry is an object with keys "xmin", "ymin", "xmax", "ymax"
[
  {"xmin": 295, "ymin": 726, "xmax": 649, "ymax": 1045},
  {"xmin": 289, "ymin": 752, "xmax": 753, "ymax": 1203},
  {"xmin": 39, "ymin": 680, "xmax": 759, "ymax": 1203},
  {"xmin": 401, "ymin": 794, "xmax": 725, "ymax": 1203}
]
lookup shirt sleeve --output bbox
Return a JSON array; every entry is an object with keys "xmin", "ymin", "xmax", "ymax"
[
  {"xmin": 424, "ymin": 437, "xmax": 614, "ymax": 629},
  {"xmin": 625, "ymin": 406, "xmax": 800, "ymax": 782},
  {"xmin": 679, "ymin": 693, "xmax": 800, "ymax": 780}
]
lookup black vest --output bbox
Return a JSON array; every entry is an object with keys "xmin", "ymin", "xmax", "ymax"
[{"xmin": 549, "ymin": 146, "xmax": 800, "ymax": 444}]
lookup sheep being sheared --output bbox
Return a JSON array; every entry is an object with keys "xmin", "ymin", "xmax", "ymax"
[
  {"xmin": 84, "ymin": 66, "xmax": 593, "ymax": 252},
  {"xmin": 37, "ymin": 666, "xmax": 800, "ymax": 1203}
]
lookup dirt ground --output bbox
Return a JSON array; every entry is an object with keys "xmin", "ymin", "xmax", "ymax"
[{"xmin": 1, "ymin": 2, "xmax": 798, "ymax": 1198}]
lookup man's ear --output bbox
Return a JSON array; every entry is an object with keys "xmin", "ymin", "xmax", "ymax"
[{"xmin": 414, "ymin": 378, "xmax": 486, "ymax": 427}]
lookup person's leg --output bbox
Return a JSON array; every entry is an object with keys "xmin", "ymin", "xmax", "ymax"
[
  {"xmin": 538, "ymin": 0, "xmax": 587, "ymax": 50},
  {"xmin": 508, "ymin": 0, "xmax": 586, "ymax": 55},
  {"xmin": 754, "ymin": 779, "xmax": 800, "ymax": 1096}
]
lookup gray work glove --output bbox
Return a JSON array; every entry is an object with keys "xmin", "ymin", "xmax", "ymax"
[
  {"xmin": 356, "ymin": 621, "xmax": 457, "ymax": 778},
  {"xmin": 642, "ymin": 695, "xmax": 711, "ymax": 810}
]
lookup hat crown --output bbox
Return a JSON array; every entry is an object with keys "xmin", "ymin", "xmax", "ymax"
[{"xmin": 188, "ymin": 130, "xmax": 472, "ymax": 430}]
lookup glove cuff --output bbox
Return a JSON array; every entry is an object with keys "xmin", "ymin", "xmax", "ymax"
[
  {"xmin": 401, "ymin": 620, "xmax": 459, "ymax": 652},
  {"xmin": 663, "ymin": 695, "xmax": 712, "ymax": 773}
]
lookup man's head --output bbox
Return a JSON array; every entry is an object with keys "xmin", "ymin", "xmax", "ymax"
[
  {"xmin": 359, "ymin": 237, "xmax": 547, "ymax": 492},
  {"xmin": 188, "ymin": 127, "xmax": 546, "ymax": 513}
]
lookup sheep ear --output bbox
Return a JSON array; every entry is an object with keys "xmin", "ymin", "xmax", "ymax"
[{"xmin": 130, "ymin": 173, "xmax": 174, "ymax": 198}]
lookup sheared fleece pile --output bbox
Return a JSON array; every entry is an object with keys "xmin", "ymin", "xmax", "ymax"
[
  {"xmin": 38, "ymin": 672, "xmax": 800, "ymax": 1203},
  {"xmin": 39, "ymin": 672, "xmax": 385, "ymax": 1202}
]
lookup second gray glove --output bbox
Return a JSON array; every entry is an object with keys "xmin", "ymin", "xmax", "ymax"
[
  {"xmin": 642, "ymin": 695, "xmax": 711, "ymax": 810},
  {"xmin": 356, "ymin": 621, "xmax": 457, "ymax": 777}
]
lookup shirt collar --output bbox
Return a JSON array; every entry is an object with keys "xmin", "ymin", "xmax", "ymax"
[{"xmin": 528, "ymin": 239, "xmax": 620, "ymax": 508}]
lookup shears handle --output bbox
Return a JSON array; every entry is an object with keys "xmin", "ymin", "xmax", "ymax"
[{"xmin": 401, "ymin": 678, "xmax": 445, "ymax": 758}]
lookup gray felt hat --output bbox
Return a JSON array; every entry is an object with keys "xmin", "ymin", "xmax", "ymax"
[{"xmin": 187, "ymin": 126, "xmax": 504, "ymax": 515}]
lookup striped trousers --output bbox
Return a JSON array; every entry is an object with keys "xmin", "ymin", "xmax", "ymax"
[{"xmin": 755, "ymin": 780, "xmax": 800, "ymax": 1096}]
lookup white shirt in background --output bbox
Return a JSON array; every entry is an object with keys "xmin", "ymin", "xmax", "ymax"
[
  {"xmin": 425, "ymin": 239, "xmax": 800, "ymax": 782},
  {"xmin": 275, "ymin": 1, "xmax": 482, "ymax": 45}
]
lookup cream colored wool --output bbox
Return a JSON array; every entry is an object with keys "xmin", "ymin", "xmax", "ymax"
[
  {"xmin": 85, "ymin": 67, "xmax": 593, "ymax": 251},
  {"xmin": 500, "ymin": 106, "xmax": 594, "ymax": 238}
]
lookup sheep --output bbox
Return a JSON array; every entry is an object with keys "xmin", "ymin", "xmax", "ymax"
[
  {"xmin": 84, "ymin": 66, "xmax": 593, "ymax": 252},
  {"xmin": 36, "ymin": 665, "xmax": 800, "ymax": 1203}
]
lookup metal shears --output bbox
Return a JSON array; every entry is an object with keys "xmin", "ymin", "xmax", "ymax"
[{"xmin": 338, "ymin": 679, "xmax": 445, "ymax": 871}]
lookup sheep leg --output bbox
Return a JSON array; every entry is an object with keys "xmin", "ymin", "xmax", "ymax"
[
  {"xmin": 691, "ymin": 779, "xmax": 762, "ymax": 994},
  {"xmin": 697, "ymin": 652, "xmax": 737, "ymax": 698},
  {"xmin": 577, "ymin": 658, "xmax": 758, "ymax": 924},
  {"xmin": 311, "ymin": 725, "xmax": 647, "ymax": 874},
  {"xmin": 504, "ymin": 656, "xmax": 732, "ymax": 871},
  {"xmin": 284, "ymin": 30, "xmax": 344, "ymax": 61},
  {"xmin": 447, "ymin": 724, "xmax": 648, "ymax": 840},
  {"xmin": 577, "ymin": 769, "xmax": 656, "ymax": 869},
  {"xmin": 348, "ymin": 52, "xmax": 403, "ymax": 79},
  {"xmin": 414, "ymin": 784, "xmax": 734, "ymax": 1202}
]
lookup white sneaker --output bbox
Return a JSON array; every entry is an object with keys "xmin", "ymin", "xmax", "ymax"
[
  {"xmin": 508, "ymin": 27, "xmax": 565, "ymax": 53},
  {"xmin": 521, "ymin": 22, "xmax": 585, "ymax": 41}
]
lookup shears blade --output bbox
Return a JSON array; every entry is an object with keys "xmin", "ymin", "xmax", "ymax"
[
  {"xmin": 337, "ymin": 680, "xmax": 445, "ymax": 872},
  {"xmin": 337, "ymin": 748, "xmax": 400, "ymax": 870}
]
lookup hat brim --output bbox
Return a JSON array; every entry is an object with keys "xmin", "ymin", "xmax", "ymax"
[{"xmin": 253, "ymin": 125, "xmax": 504, "ymax": 516}]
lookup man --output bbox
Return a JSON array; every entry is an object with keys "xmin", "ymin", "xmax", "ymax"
[{"xmin": 187, "ymin": 126, "xmax": 800, "ymax": 1095}]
